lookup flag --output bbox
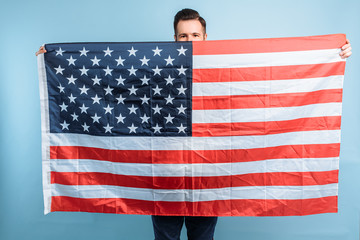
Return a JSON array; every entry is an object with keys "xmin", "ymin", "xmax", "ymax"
[{"xmin": 38, "ymin": 34, "xmax": 346, "ymax": 216}]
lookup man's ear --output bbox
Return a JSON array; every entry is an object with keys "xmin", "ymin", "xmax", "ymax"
[
  {"xmin": 204, "ymin": 33, "xmax": 208, "ymax": 41},
  {"xmin": 174, "ymin": 35, "xmax": 177, "ymax": 41}
]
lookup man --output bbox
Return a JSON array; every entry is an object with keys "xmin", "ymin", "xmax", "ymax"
[{"xmin": 35, "ymin": 8, "xmax": 352, "ymax": 240}]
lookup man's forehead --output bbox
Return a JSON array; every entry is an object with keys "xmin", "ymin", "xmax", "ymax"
[{"xmin": 176, "ymin": 19, "xmax": 205, "ymax": 34}]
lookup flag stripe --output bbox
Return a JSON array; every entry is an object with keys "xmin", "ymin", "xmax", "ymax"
[
  {"xmin": 193, "ymin": 103, "xmax": 341, "ymax": 123},
  {"xmin": 51, "ymin": 183, "xmax": 338, "ymax": 201},
  {"xmin": 193, "ymin": 76, "xmax": 343, "ymax": 97},
  {"xmin": 51, "ymin": 196, "xmax": 338, "ymax": 216},
  {"xmin": 193, "ymin": 49, "xmax": 345, "ymax": 69},
  {"xmin": 51, "ymin": 143, "xmax": 340, "ymax": 164},
  {"xmin": 50, "ymin": 130, "xmax": 341, "ymax": 151},
  {"xmin": 193, "ymin": 62, "xmax": 346, "ymax": 83},
  {"xmin": 192, "ymin": 116, "xmax": 341, "ymax": 137},
  {"xmin": 192, "ymin": 34, "xmax": 346, "ymax": 55},
  {"xmin": 51, "ymin": 170, "xmax": 338, "ymax": 189},
  {"xmin": 192, "ymin": 89, "xmax": 342, "ymax": 110},
  {"xmin": 50, "ymin": 157, "xmax": 339, "ymax": 176}
]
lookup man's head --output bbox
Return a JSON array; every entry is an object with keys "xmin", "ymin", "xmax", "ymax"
[{"xmin": 174, "ymin": 8, "xmax": 207, "ymax": 42}]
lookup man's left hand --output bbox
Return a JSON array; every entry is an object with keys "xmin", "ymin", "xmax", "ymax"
[{"xmin": 340, "ymin": 39, "xmax": 352, "ymax": 59}]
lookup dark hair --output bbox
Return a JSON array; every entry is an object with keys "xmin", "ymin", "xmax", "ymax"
[{"xmin": 173, "ymin": 8, "xmax": 206, "ymax": 35}]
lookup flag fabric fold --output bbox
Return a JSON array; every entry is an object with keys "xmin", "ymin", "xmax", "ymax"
[{"xmin": 38, "ymin": 34, "xmax": 346, "ymax": 216}]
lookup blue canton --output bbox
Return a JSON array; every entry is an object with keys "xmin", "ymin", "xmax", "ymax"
[{"xmin": 45, "ymin": 42, "xmax": 192, "ymax": 136}]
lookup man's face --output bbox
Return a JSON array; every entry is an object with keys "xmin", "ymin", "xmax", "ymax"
[{"xmin": 174, "ymin": 19, "xmax": 207, "ymax": 42}]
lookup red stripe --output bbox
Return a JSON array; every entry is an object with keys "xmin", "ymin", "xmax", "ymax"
[
  {"xmin": 192, "ymin": 116, "xmax": 341, "ymax": 137},
  {"xmin": 193, "ymin": 62, "xmax": 346, "ymax": 83},
  {"xmin": 51, "ymin": 196, "xmax": 338, "ymax": 216},
  {"xmin": 51, "ymin": 170, "xmax": 339, "ymax": 189},
  {"xmin": 50, "ymin": 143, "xmax": 340, "ymax": 164},
  {"xmin": 193, "ymin": 34, "xmax": 346, "ymax": 55},
  {"xmin": 192, "ymin": 89, "xmax": 343, "ymax": 110}
]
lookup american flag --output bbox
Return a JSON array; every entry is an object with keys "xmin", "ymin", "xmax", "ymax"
[{"xmin": 38, "ymin": 34, "xmax": 346, "ymax": 216}]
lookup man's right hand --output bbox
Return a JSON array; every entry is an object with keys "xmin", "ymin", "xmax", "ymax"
[{"xmin": 35, "ymin": 46, "xmax": 47, "ymax": 56}]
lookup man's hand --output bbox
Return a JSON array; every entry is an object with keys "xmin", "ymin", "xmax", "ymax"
[
  {"xmin": 340, "ymin": 39, "xmax": 352, "ymax": 59},
  {"xmin": 35, "ymin": 46, "xmax": 47, "ymax": 56}
]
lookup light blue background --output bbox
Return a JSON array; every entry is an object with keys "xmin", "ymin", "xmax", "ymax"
[{"xmin": 0, "ymin": 0, "xmax": 359, "ymax": 239}]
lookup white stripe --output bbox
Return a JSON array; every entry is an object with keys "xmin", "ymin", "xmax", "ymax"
[
  {"xmin": 51, "ymin": 157, "xmax": 339, "ymax": 177},
  {"xmin": 193, "ymin": 102, "xmax": 342, "ymax": 123},
  {"xmin": 193, "ymin": 75, "xmax": 343, "ymax": 97},
  {"xmin": 38, "ymin": 51, "xmax": 52, "ymax": 215},
  {"xmin": 52, "ymin": 183, "xmax": 338, "ymax": 201},
  {"xmin": 50, "ymin": 130, "xmax": 341, "ymax": 151},
  {"xmin": 193, "ymin": 49, "xmax": 345, "ymax": 69}
]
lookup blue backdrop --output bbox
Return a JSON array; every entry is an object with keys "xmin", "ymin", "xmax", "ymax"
[{"xmin": 1, "ymin": 0, "xmax": 359, "ymax": 239}]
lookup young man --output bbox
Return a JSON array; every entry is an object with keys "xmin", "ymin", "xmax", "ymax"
[
  {"xmin": 35, "ymin": 7, "xmax": 352, "ymax": 240},
  {"xmin": 150, "ymin": 9, "xmax": 217, "ymax": 240}
]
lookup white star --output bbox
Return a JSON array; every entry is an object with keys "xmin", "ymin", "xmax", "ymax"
[
  {"xmin": 104, "ymin": 104, "xmax": 114, "ymax": 114},
  {"xmin": 164, "ymin": 113, "xmax": 174, "ymax": 124},
  {"xmin": 71, "ymin": 112, "xmax": 79, "ymax": 121},
  {"xmin": 140, "ymin": 114, "xmax": 150, "ymax": 123},
  {"xmin": 115, "ymin": 56, "xmax": 125, "ymax": 66},
  {"xmin": 128, "ymin": 46, "xmax": 138, "ymax": 56},
  {"xmin": 177, "ymin": 104, "xmax": 186, "ymax": 114},
  {"xmin": 177, "ymin": 123, "xmax": 187, "ymax": 133},
  {"xmin": 103, "ymin": 65, "xmax": 113, "ymax": 76},
  {"xmin": 91, "ymin": 56, "xmax": 101, "ymax": 66},
  {"xmin": 104, "ymin": 124, "xmax": 113, "ymax": 133},
  {"xmin": 60, "ymin": 121, "xmax": 69, "ymax": 130},
  {"xmin": 91, "ymin": 113, "xmax": 101, "ymax": 123},
  {"xmin": 140, "ymin": 75, "xmax": 150, "ymax": 85},
  {"xmin": 91, "ymin": 94, "xmax": 102, "ymax": 104},
  {"xmin": 68, "ymin": 93, "xmax": 77, "ymax": 103},
  {"xmin": 79, "ymin": 104, "xmax": 89, "ymax": 113},
  {"xmin": 103, "ymin": 47, "xmax": 113, "ymax": 57},
  {"xmin": 152, "ymin": 104, "xmax": 162, "ymax": 114},
  {"xmin": 164, "ymin": 55, "xmax": 175, "ymax": 65},
  {"xmin": 128, "ymin": 85, "xmax": 138, "ymax": 95},
  {"xmin": 67, "ymin": 75, "xmax": 77, "ymax": 84},
  {"xmin": 79, "ymin": 65, "xmax": 89, "ymax": 76},
  {"xmin": 140, "ymin": 56, "xmax": 150, "ymax": 66},
  {"xmin": 177, "ymin": 46, "xmax": 188, "ymax": 56},
  {"xmin": 56, "ymin": 47, "xmax": 65, "ymax": 56},
  {"xmin": 66, "ymin": 55, "xmax": 76, "ymax": 66},
  {"xmin": 91, "ymin": 75, "xmax": 101, "ymax": 85},
  {"xmin": 140, "ymin": 94, "xmax": 150, "ymax": 104},
  {"xmin": 165, "ymin": 94, "xmax": 174, "ymax": 104},
  {"xmin": 128, "ymin": 123, "xmax": 138, "ymax": 133},
  {"xmin": 128, "ymin": 65, "xmax": 137, "ymax": 76},
  {"xmin": 104, "ymin": 85, "xmax": 113, "ymax": 95},
  {"xmin": 152, "ymin": 65, "xmax": 162, "ymax": 76},
  {"xmin": 152, "ymin": 123, "xmax": 162, "ymax": 134},
  {"xmin": 116, "ymin": 113, "xmax": 126, "ymax": 123},
  {"xmin": 79, "ymin": 85, "xmax": 89, "ymax": 95},
  {"xmin": 115, "ymin": 75, "xmax": 126, "ymax": 85},
  {"xmin": 82, "ymin": 123, "xmax": 90, "ymax": 132},
  {"xmin": 57, "ymin": 83, "xmax": 65, "ymax": 93},
  {"xmin": 153, "ymin": 85, "xmax": 162, "ymax": 95},
  {"xmin": 152, "ymin": 46, "xmax": 162, "ymax": 56},
  {"xmin": 177, "ymin": 85, "xmax": 187, "ymax": 95},
  {"xmin": 59, "ymin": 102, "xmax": 68, "ymax": 112},
  {"xmin": 128, "ymin": 104, "xmax": 138, "ymax": 114},
  {"xmin": 116, "ymin": 94, "xmax": 125, "ymax": 104},
  {"xmin": 177, "ymin": 65, "xmax": 187, "ymax": 75},
  {"xmin": 79, "ymin": 47, "xmax": 89, "ymax": 56},
  {"xmin": 164, "ymin": 75, "xmax": 175, "ymax": 85},
  {"xmin": 55, "ymin": 65, "xmax": 65, "ymax": 75}
]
